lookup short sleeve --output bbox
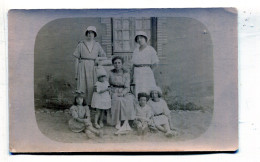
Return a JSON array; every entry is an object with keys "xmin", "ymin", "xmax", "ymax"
[
  {"xmin": 97, "ymin": 42, "xmax": 106, "ymax": 57},
  {"xmin": 162, "ymin": 99, "xmax": 171, "ymax": 115},
  {"xmin": 95, "ymin": 82, "xmax": 101, "ymax": 93},
  {"xmin": 70, "ymin": 106, "xmax": 78, "ymax": 118},
  {"xmin": 105, "ymin": 81, "xmax": 110, "ymax": 87},
  {"xmin": 73, "ymin": 43, "xmax": 81, "ymax": 58},
  {"xmin": 131, "ymin": 48, "xmax": 138, "ymax": 64},
  {"xmin": 150, "ymin": 46, "xmax": 159, "ymax": 65},
  {"xmin": 146, "ymin": 105, "xmax": 153, "ymax": 119},
  {"xmin": 84, "ymin": 106, "xmax": 90, "ymax": 117},
  {"xmin": 123, "ymin": 73, "xmax": 130, "ymax": 88}
]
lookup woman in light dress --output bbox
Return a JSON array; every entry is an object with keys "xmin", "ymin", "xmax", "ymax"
[
  {"xmin": 108, "ymin": 56, "xmax": 136, "ymax": 135},
  {"xmin": 73, "ymin": 26, "xmax": 106, "ymax": 105},
  {"xmin": 131, "ymin": 31, "xmax": 159, "ymax": 97}
]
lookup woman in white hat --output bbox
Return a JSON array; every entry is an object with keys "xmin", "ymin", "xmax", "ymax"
[
  {"xmin": 131, "ymin": 31, "xmax": 159, "ymax": 97},
  {"xmin": 73, "ymin": 26, "xmax": 106, "ymax": 106}
]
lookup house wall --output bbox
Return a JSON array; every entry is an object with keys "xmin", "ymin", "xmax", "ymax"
[
  {"xmin": 154, "ymin": 17, "xmax": 213, "ymax": 108},
  {"xmin": 34, "ymin": 17, "xmax": 213, "ymax": 109}
]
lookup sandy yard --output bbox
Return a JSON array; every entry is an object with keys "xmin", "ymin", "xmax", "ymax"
[{"xmin": 35, "ymin": 107, "xmax": 213, "ymax": 143}]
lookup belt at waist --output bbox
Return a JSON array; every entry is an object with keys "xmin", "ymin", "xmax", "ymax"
[
  {"xmin": 133, "ymin": 64, "xmax": 151, "ymax": 67},
  {"xmin": 110, "ymin": 84, "xmax": 125, "ymax": 88},
  {"xmin": 154, "ymin": 113, "xmax": 164, "ymax": 117},
  {"xmin": 79, "ymin": 58, "xmax": 95, "ymax": 61}
]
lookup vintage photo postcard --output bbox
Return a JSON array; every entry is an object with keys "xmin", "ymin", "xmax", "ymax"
[{"xmin": 9, "ymin": 8, "xmax": 238, "ymax": 152}]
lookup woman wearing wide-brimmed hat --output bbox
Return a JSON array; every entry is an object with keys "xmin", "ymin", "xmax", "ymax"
[
  {"xmin": 131, "ymin": 31, "xmax": 159, "ymax": 97},
  {"xmin": 73, "ymin": 26, "xmax": 106, "ymax": 105}
]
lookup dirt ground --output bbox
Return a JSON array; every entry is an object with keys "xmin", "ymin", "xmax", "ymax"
[{"xmin": 35, "ymin": 107, "xmax": 213, "ymax": 143}]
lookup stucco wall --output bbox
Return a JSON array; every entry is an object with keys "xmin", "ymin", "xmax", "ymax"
[{"xmin": 34, "ymin": 17, "xmax": 213, "ymax": 109}]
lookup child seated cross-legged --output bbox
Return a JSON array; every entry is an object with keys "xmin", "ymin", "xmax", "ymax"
[
  {"xmin": 133, "ymin": 92, "xmax": 153, "ymax": 136},
  {"xmin": 68, "ymin": 91, "xmax": 103, "ymax": 139},
  {"xmin": 147, "ymin": 86, "xmax": 178, "ymax": 137}
]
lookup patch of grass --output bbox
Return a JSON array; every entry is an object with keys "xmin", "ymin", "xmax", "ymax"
[
  {"xmin": 162, "ymin": 85, "xmax": 209, "ymax": 111},
  {"xmin": 35, "ymin": 74, "xmax": 73, "ymax": 109}
]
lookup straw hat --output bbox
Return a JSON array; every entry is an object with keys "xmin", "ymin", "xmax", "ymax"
[
  {"xmin": 134, "ymin": 31, "xmax": 149, "ymax": 43},
  {"xmin": 85, "ymin": 26, "xmax": 97, "ymax": 37}
]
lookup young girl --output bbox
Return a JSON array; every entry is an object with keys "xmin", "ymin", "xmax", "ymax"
[
  {"xmin": 91, "ymin": 66, "xmax": 111, "ymax": 129},
  {"xmin": 68, "ymin": 91, "xmax": 102, "ymax": 138},
  {"xmin": 147, "ymin": 87, "xmax": 178, "ymax": 137},
  {"xmin": 134, "ymin": 92, "xmax": 153, "ymax": 135}
]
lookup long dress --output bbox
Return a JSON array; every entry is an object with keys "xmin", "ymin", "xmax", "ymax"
[
  {"xmin": 68, "ymin": 105, "xmax": 92, "ymax": 133},
  {"xmin": 147, "ymin": 99, "xmax": 171, "ymax": 126},
  {"xmin": 91, "ymin": 81, "xmax": 111, "ymax": 109},
  {"xmin": 73, "ymin": 40, "xmax": 106, "ymax": 105},
  {"xmin": 107, "ymin": 69, "xmax": 135, "ymax": 126},
  {"xmin": 131, "ymin": 45, "xmax": 159, "ymax": 97}
]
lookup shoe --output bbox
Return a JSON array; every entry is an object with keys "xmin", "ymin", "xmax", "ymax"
[
  {"xmin": 137, "ymin": 127, "xmax": 142, "ymax": 136},
  {"xmin": 99, "ymin": 122, "xmax": 104, "ymax": 128},
  {"xmin": 85, "ymin": 130, "xmax": 96, "ymax": 139},
  {"xmin": 94, "ymin": 123, "xmax": 101, "ymax": 129},
  {"xmin": 114, "ymin": 129, "xmax": 128, "ymax": 135},
  {"xmin": 165, "ymin": 131, "xmax": 173, "ymax": 138},
  {"xmin": 115, "ymin": 123, "xmax": 121, "ymax": 129},
  {"xmin": 149, "ymin": 126, "xmax": 158, "ymax": 133},
  {"xmin": 98, "ymin": 130, "xmax": 104, "ymax": 137}
]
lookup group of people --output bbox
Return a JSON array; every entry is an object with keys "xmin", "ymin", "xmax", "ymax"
[{"xmin": 68, "ymin": 26, "xmax": 177, "ymax": 139}]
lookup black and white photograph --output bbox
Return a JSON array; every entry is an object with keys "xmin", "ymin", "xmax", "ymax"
[{"xmin": 8, "ymin": 8, "xmax": 238, "ymax": 152}]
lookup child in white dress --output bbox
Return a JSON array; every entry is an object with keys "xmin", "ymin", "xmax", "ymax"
[{"xmin": 91, "ymin": 66, "xmax": 111, "ymax": 129}]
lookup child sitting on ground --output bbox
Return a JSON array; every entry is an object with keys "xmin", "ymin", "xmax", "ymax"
[
  {"xmin": 68, "ymin": 91, "xmax": 103, "ymax": 139},
  {"xmin": 147, "ymin": 86, "xmax": 178, "ymax": 137},
  {"xmin": 133, "ymin": 92, "xmax": 153, "ymax": 136}
]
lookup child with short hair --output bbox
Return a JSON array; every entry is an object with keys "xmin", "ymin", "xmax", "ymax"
[
  {"xmin": 133, "ymin": 92, "xmax": 153, "ymax": 135},
  {"xmin": 91, "ymin": 66, "xmax": 111, "ymax": 129},
  {"xmin": 68, "ymin": 91, "xmax": 102, "ymax": 138}
]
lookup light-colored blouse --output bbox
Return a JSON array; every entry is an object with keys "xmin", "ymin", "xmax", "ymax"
[{"xmin": 73, "ymin": 40, "xmax": 106, "ymax": 59}]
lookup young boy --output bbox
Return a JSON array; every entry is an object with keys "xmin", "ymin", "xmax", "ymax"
[{"xmin": 134, "ymin": 92, "xmax": 153, "ymax": 135}]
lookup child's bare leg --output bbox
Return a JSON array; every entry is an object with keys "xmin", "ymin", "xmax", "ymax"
[
  {"xmin": 163, "ymin": 123, "xmax": 176, "ymax": 137},
  {"xmin": 94, "ymin": 109, "xmax": 101, "ymax": 129},
  {"xmin": 163, "ymin": 123, "xmax": 171, "ymax": 133},
  {"xmin": 99, "ymin": 110, "xmax": 104, "ymax": 127},
  {"xmin": 136, "ymin": 122, "xmax": 142, "ymax": 136},
  {"xmin": 87, "ymin": 126, "xmax": 103, "ymax": 137},
  {"xmin": 156, "ymin": 124, "xmax": 167, "ymax": 133},
  {"xmin": 167, "ymin": 115, "xmax": 175, "ymax": 130},
  {"xmin": 142, "ymin": 122, "xmax": 149, "ymax": 135}
]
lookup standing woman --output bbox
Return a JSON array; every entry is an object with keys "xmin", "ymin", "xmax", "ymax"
[
  {"xmin": 131, "ymin": 31, "xmax": 159, "ymax": 97},
  {"xmin": 73, "ymin": 26, "xmax": 106, "ymax": 105}
]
